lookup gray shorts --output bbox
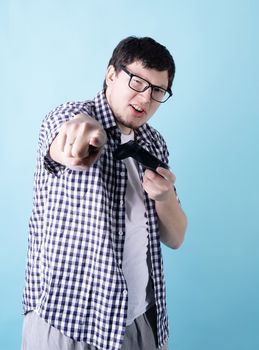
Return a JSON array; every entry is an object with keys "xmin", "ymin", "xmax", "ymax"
[{"xmin": 21, "ymin": 307, "xmax": 168, "ymax": 350}]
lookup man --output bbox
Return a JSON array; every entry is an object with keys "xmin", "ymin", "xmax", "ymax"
[{"xmin": 22, "ymin": 36, "xmax": 187, "ymax": 350}]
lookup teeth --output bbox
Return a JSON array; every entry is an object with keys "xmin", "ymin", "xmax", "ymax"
[{"xmin": 132, "ymin": 104, "xmax": 143, "ymax": 112}]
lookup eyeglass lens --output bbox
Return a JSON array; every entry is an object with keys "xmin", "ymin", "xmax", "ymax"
[{"xmin": 129, "ymin": 75, "xmax": 169, "ymax": 102}]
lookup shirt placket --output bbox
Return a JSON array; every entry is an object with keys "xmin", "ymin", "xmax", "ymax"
[
  {"xmin": 113, "ymin": 156, "xmax": 127, "ymax": 276},
  {"xmin": 108, "ymin": 129, "xmax": 129, "ymax": 314}
]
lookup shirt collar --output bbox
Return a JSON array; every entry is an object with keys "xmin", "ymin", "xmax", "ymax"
[{"xmin": 94, "ymin": 90, "xmax": 117, "ymax": 130}]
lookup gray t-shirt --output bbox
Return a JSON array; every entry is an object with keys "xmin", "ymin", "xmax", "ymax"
[{"xmin": 121, "ymin": 132, "xmax": 154, "ymax": 325}]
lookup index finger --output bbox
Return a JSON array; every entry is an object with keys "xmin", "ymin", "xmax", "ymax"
[{"xmin": 89, "ymin": 129, "xmax": 107, "ymax": 149}]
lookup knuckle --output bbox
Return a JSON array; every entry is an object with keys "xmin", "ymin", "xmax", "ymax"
[
  {"xmin": 72, "ymin": 150, "xmax": 80, "ymax": 158},
  {"xmin": 59, "ymin": 123, "xmax": 68, "ymax": 134}
]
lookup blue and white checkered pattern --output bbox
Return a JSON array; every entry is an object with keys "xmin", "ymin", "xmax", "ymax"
[{"xmin": 23, "ymin": 90, "xmax": 170, "ymax": 350}]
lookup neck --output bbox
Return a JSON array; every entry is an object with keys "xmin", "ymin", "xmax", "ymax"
[{"xmin": 118, "ymin": 122, "xmax": 133, "ymax": 135}]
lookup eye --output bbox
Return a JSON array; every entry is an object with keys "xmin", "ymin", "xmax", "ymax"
[
  {"xmin": 153, "ymin": 87, "xmax": 166, "ymax": 96},
  {"xmin": 132, "ymin": 77, "xmax": 143, "ymax": 85}
]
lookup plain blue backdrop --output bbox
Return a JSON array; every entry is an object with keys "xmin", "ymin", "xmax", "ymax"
[{"xmin": 1, "ymin": 0, "xmax": 258, "ymax": 349}]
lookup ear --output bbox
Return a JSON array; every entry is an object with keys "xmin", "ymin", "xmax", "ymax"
[{"xmin": 105, "ymin": 65, "xmax": 117, "ymax": 87}]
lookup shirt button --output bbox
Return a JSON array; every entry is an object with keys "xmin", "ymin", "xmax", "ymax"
[
  {"xmin": 123, "ymin": 289, "xmax": 128, "ymax": 296},
  {"xmin": 120, "ymin": 200, "xmax": 124, "ymax": 206},
  {"xmin": 118, "ymin": 231, "xmax": 123, "ymax": 236}
]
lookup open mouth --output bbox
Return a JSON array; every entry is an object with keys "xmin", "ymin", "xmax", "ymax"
[{"xmin": 130, "ymin": 104, "xmax": 145, "ymax": 114}]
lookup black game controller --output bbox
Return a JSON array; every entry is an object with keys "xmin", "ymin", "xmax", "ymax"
[{"xmin": 114, "ymin": 140, "xmax": 169, "ymax": 172}]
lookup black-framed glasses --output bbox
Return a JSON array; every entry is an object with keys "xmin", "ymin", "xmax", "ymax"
[{"xmin": 121, "ymin": 66, "xmax": 172, "ymax": 103}]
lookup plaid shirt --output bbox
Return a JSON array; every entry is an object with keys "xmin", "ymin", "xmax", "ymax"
[{"xmin": 23, "ymin": 90, "xmax": 169, "ymax": 350}]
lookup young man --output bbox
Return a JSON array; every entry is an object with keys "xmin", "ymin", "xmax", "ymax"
[{"xmin": 22, "ymin": 36, "xmax": 187, "ymax": 350}]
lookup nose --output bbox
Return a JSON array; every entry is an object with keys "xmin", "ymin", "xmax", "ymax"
[{"xmin": 138, "ymin": 87, "xmax": 152, "ymax": 102}]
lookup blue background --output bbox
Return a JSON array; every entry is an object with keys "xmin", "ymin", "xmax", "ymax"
[{"xmin": 1, "ymin": 1, "xmax": 258, "ymax": 349}]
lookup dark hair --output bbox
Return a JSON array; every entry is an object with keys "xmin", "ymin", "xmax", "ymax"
[{"xmin": 103, "ymin": 36, "xmax": 175, "ymax": 91}]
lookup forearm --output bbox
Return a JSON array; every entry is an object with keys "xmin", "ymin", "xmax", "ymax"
[{"xmin": 156, "ymin": 189, "xmax": 187, "ymax": 249}]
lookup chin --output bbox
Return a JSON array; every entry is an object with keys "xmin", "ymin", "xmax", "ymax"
[{"xmin": 126, "ymin": 120, "xmax": 144, "ymax": 130}]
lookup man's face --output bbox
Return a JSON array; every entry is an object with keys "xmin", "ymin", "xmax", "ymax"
[{"xmin": 105, "ymin": 61, "xmax": 169, "ymax": 134}]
